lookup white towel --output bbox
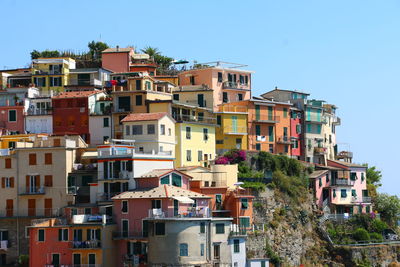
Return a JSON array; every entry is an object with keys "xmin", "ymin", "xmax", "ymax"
[{"xmin": 0, "ymin": 240, "xmax": 8, "ymax": 250}]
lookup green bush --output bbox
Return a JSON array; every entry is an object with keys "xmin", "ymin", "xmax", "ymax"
[
  {"xmin": 369, "ymin": 232, "xmax": 383, "ymax": 242},
  {"xmin": 242, "ymin": 181, "xmax": 265, "ymax": 192},
  {"xmin": 370, "ymin": 219, "xmax": 388, "ymax": 233},
  {"xmin": 353, "ymin": 228, "xmax": 370, "ymax": 241}
]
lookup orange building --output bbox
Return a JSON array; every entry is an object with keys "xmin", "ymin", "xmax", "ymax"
[{"xmin": 219, "ymin": 98, "xmax": 292, "ymax": 155}]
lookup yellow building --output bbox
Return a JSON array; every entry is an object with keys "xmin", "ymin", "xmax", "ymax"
[
  {"xmin": 31, "ymin": 57, "xmax": 76, "ymax": 93},
  {"xmin": 0, "ymin": 134, "xmax": 46, "ymax": 149},
  {"xmin": 215, "ymin": 104, "xmax": 248, "ymax": 154}
]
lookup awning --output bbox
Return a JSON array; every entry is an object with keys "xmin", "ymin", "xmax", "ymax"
[
  {"xmin": 172, "ymin": 196, "xmax": 194, "ymax": 204},
  {"xmin": 81, "ymin": 151, "xmax": 98, "ymax": 159}
]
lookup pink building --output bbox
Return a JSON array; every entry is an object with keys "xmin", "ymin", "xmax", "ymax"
[
  {"xmin": 0, "ymin": 105, "xmax": 24, "ymax": 135},
  {"xmin": 101, "ymin": 47, "xmax": 135, "ymax": 73},
  {"xmin": 178, "ymin": 62, "xmax": 253, "ymax": 111},
  {"xmin": 310, "ymin": 160, "xmax": 371, "ymax": 216}
]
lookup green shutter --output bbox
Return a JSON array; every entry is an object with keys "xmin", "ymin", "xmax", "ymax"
[
  {"xmin": 317, "ymin": 109, "xmax": 321, "ymax": 122},
  {"xmin": 319, "ymin": 178, "xmax": 322, "ymax": 187},
  {"xmin": 361, "ymin": 173, "xmax": 365, "ymax": 182},
  {"xmin": 341, "ymin": 189, "xmax": 347, "ymax": 198},
  {"xmin": 283, "ymin": 108, "xmax": 287, "ymax": 118},
  {"xmin": 268, "ymin": 126, "xmax": 274, "ymax": 141},
  {"xmin": 350, "ymin": 173, "xmax": 357, "ymax": 181},
  {"xmin": 268, "ymin": 106, "xmax": 273, "ymax": 120},
  {"xmin": 160, "ymin": 175, "xmax": 169, "ymax": 185},
  {"xmin": 239, "ymin": 217, "xmax": 250, "ymax": 228},
  {"xmin": 333, "ymin": 189, "xmax": 336, "ymax": 198},
  {"xmin": 232, "ymin": 116, "xmax": 238, "ymax": 133},
  {"xmin": 352, "ymin": 190, "xmax": 357, "ymax": 197},
  {"xmin": 255, "ymin": 125, "xmax": 261, "ymax": 136},
  {"xmin": 241, "ymin": 198, "xmax": 248, "ymax": 209},
  {"xmin": 172, "ymin": 173, "xmax": 182, "ymax": 187},
  {"xmin": 215, "ymin": 194, "xmax": 222, "ymax": 203},
  {"xmin": 255, "ymin": 105, "xmax": 260, "ymax": 120}
]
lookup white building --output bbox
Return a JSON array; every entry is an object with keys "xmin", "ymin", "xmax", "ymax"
[{"xmin": 25, "ymin": 96, "xmax": 53, "ymax": 134}]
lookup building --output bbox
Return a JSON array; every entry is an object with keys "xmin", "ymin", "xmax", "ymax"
[
  {"xmin": 216, "ymin": 104, "xmax": 248, "ymax": 154},
  {"xmin": 25, "ymin": 95, "xmax": 53, "ymax": 134},
  {"xmin": 28, "ymin": 215, "xmax": 116, "ymax": 267},
  {"xmin": 31, "ymin": 57, "xmax": 76, "ymax": 93},
  {"xmin": 102, "ymin": 47, "xmax": 135, "ymax": 73},
  {"xmin": 0, "ymin": 68, "xmax": 31, "ymax": 89},
  {"xmin": 121, "ymin": 112, "xmax": 175, "ymax": 157},
  {"xmin": 178, "ymin": 62, "xmax": 253, "ymax": 111},
  {"xmin": 0, "ymin": 135, "xmax": 87, "ymax": 265},
  {"xmin": 52, "ymin": 90, "xmax": 107, "ymax": 145},
  {"xmin": 290, "ymin": 107, "xmax": 303, "ymax": 159},
  {"xmin": 65, "ymin": 67, "xmax": 112, "ymax": 91}
]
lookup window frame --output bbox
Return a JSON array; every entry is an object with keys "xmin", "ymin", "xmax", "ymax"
[
  {"xmin": 179, "ymin": 243, "xmax": 189, "ymax": 257},
  {"xmin": 215, "ymin": 223, "xmax": 225, "ymax": 234},
  {"xmin": 8, "ymin": 110, "xmax": 17, "ymax": 122},
  {"xmin": 38, "ymin": 229, "xmax": 45, "ymax": 242}
]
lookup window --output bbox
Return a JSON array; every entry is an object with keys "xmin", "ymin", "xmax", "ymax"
[
  {"xmin": 239, "ymin": 217, "xmax": 250, "ymax": 228},
  {"xmin": 38, "ymin": 229, "xmax": 45, "ymax": 241},
  {"xmin": 214, "ymin": 244, "xmax": 220, "ymax": 259},
  {"xmin": 168, "ymin": 128, "xmax": 171, "ymax": 136},
  {"xmin": 333, "ymin": 189, "xmax": 336, "ymax": 198},
  {"xmin": 160, "ymin": 124, "xmax": 166, "ymax": 135},
  {"xmin": 186, "ymin": 127, "xmax": 191, "ymax": 139},
  {"xmin": 200, "ymin": 243, "xmax": 205, "ymax": 256},
  {"xmin": 215, "ymin": 223, "xmax": 225, "ymax": 234},
  {"xmin": 255, "ymin": 125, "xmax": 261, "ymax": 136},
  {"xmin": 73, "ymin": 254, "xmax": 81, "ymax": 265},
  {"xmin": 122, "ymin": 220, "xmax": 129, "ymax": 237},
  {"xmin": 239, "ymin": 75, "xmax": 244, "ymax": 84},
  {"xmin": 52, "ymin": 254, "xmax": 60, "ymax": 266},
  {"xmin": 125, "ymin": 125, "xmax": 130, "ymax": 135},
  {"xmin": 8, "ymin": 110, "xmax": 16, "ymax": 122},
  {"xmin": 58, "ymin": 229, "xmax": 68, "ymax": 241},
  {"xmin": 44, "ymin": 175, "xmax": 53, "ymax": 187},
  {"xmin": 152, "ymin": 199, "xmax": 161, "ymax": 209},
  {"xmin": 233, "ymin": 239, "xmax": 240, "ymax": 253},
  {"xmin": 216, "ymin": 140, "xmax": 223, "ymax": 145},
  {"xmin": 361, "ymin": 172, "xmax": 365, "ymax": 182},
  {"xmin": 88, "ymin": 254, "xmax": 96, "ymax": 265},
  {"xmin": 203, "ymin": 128, "xmax": 209, "ymax": 141},
  {"xmin": 284, "ymin": 145, "xmax": 289, "ymax": 153},
  {"xmin": 84, "ymin": 208, "xmax": 91, "ymax": 215},
  {"xmin": 173, "ymin": 94, "xmax": 179, "ymax": 101},
  {"xmin": 326, "ymin": 174, "xmax": 329, "ymax": 183},
  {"xmin": 118, "ymin": 96, "xmax": 131, "ymax": 112},
  {"xmin": 241, "ymin": 198, "xmax": 248, "ymax": 209},
  {"xmin": 155, "ymin": 222, "xmax": 165, "ymax": 235},
  {"xmin": 296, "ymin": 124, "xmax": 301, "ymax": 134},
  {"xmin": 33, "ymin": 77, "xmax": 46, "ymax": 87},
  {"xmin": 256, "ymin": 143, "xmax": 261, "ymax": 151},
  {"xmin": 179, "ymin": 243, "xmax": 188, "ymax": 256},
  {"xmin": 198, "ymin": 150, "xmax": 203, "ymax": 161},
  {"xmin": 245, "ymin": 75, "xmax": 249, "ymax": 85},
  {"xmin": 29, "ymin": 153, "xmax": 37, "ymax": 165},
  {"xmin": 103, "ymin": 117, "xmax": 109, "ymax": 127},
  {"xmin": 132, "ymin": 125, "xmax": 143, "ymax": 135},
  {"xmin": 186, "ymin": 150, "xmax": 192, "ymax": 161},
  {"xmin": 223, "ymin": 92, "xmax": 228, "ymax": 103},
  {"xmin": 122, "ymin": 201, "xmax": 128, "ymax": 213},
  {"xmin": 217, "ymin": 72, "xmax": 223, "ymax": 82},
  {"xmin": 5, "ymin": 158, "xmax": 11, "ymax": 169},
  {"xmin": 283, "ymin": 108, "xmax": 288, "ymax": 118},
  {"xmin": 261, "ymin": 261, "xmax": 266, "ymax": 267},
  {"xmin": 135, "ymin": 95, "xmax": 142, "ymax": 106},
  {"xmin": 50, "ymin": 77, "xmax": 62, "ymax": 87},
  {"xmin": 190, "ymin": 76, "xmax": 195, "ymax": 85},
  {"xmin": 341, "ymin": 189, "xmax": 347, "ymax": 198},
  {"xmin": 350, "ymin": 172, "xmax": 357, "ymax": 181},
  {"xmin": 147, "ymin": 124, "xmax": 155, "ymax": 134},
  {"xmin": 200, "ymin": 222, "xmax": 205, "ymax": 233},
  {"xmin": 103, "ymin": 136, "xmax": 109, "ymax": 142},
  {"xmin": 44, "ymin": 153, "xmax": 52, "ymax": 165},
  {"xmin": 215, "ymin": 194, "xmax": 222, "ymax": 204},
  {"xmin": 238, "ymin": 93, "xmax": 243, "ymax": 101},
  {"xmin": 217, "ymin": 115, "xmax": 221, "ymax": 125},
  {"xmin": 269, "ymin": 144, "xmax": 274, "ymax": 153},
  {"xmin": 172, "ymin": 173, "xmax": 182, "ymax": 187},
  {"xmin": 160, "ymin": 175, "xmax": 169, "ymax": 185},
  {"xmin": 268, "ymin": 126, "xmax": 274, "ymax": 142},
  {"xmin": 352, "ymin": 189, "xmax": 357, "ymax": 197},
  {"xmin": 319, "ymin": 178, "xmax": 322, "ymax": 187}
]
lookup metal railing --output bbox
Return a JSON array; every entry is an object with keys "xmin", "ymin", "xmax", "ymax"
[
  {"xmin": 113, "ymin": 231, "xmax": 147, "ymax": 239},
  {"xmin": 20, "ymin": 186, "xmax": 45, "ymax": 195},
  {"xmin": 71, "ymin": 240, "xmax": 101, "ymax": 249},
  {"xmin": 147, "ymin": 208, "xmax": 210, "ymax": 219},
  {"xmin": 222, "ymin": 81, "xmax": 250, "ymax": 89},
  {"xmin": 276, "ymin": 136, "xmax": 293, "ymax": 144},
  {"xmin": 223, "ymin": 126, "xmax": 247, "ymax": 134},
  {"xmin": 26, "ymin": 108, "xmax": 52, "ymax": 115},
  {"xmin": 314, "ymin": 147, "xmax": 327, "ymax": 155},
  {"xmin": 68, "ymin": 78, "xmax": 102, "ymax": 87},
  {"xmin": 0, "ymin": 208, "xmax": 62, "ymax": 217},
  {"xmin": 251, "ymin": 115, "xmax": 280, "ymax": 123},
  {"xmin": 172, "ymin": 114, "xmax": 216, "ymax": 124},
  {"xmin": 351, "ymin": 196, "xmax": 372, "ymax": 203},
  {"xmin": 33, "ymin": 69, "xmax": 63, "ymax": 75},
  {"xmin": 332, "ymin": 179, "xmax": 355, "ymax": 186}
]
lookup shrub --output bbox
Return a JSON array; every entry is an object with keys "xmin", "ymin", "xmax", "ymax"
[
  {"xmin": 242, "ymin": 181, "xmax": 265, "ymax": 192},
  {"xmin": 353, "ymin": 228, "xmax": 370, "ymax": 241},
  {"xmin": 369, "ymin": 232, "xmax": 383, "ymax": 242},
  {"xmin": 215, "ymin": 156, "xmax": 229, "ymax": 164},
  {"xmin": 370, "ymin": 219, "xmax": 388, "ymax": 233}
]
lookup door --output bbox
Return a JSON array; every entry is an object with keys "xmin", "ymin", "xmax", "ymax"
[
  {"xmin": 122, "ymin": 220, "xmax": 129, "ymax": 237},
  {"xmin": 44, "ymin": 198, "xmax": 52, "ymax": 216},
  {"xmin": 88, "ymin": 254, "xmax": 96, "ymax": 265},
  {"xmin": 197, "ymin": 94, "xmax": 204, "ymax": 107},
  {"xmin": 28, "ymin": 199, "xmax": 36, "ymax": 216},
  {"xmin": 231, "ymin": 116, "xmax": 238, "ymax": 133},
  {"xmin": 73, "ymin": 254, "xmax": 81, "ymax": 265},
  {"xmin": 173, "ymin": 199, "xmax": 179, "ymax": 216},
  {"xmin": 52, "ymin": 254, "xmax": 60, "ymax": 267},
  {"xmin": 6, "ymin": 199, "xmax": 13, "ymax": 217}
]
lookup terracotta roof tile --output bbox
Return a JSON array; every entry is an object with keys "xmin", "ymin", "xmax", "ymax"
[
  {"xmin": 121, "ymin": 112, "xmax": 168, "ymax": 122},
  {"xmin": 52, "ymin": 90, "xmax": 101, "ymax": 99}
]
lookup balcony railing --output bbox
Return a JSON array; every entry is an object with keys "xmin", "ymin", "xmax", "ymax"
[
  {"xmin": 222, "ymin": 81, "xmax": 250, "ymax": 90},
  {"xmin": 276, "ymin": 136, "xmax": 293, "ymax": 144},
  {"xmin": 314, "ymin": 147, "xmax": 327, "ymax": 155},
  {"xmin": 20, "ymin": 186, "xmax": 45, "ymax": 195},
  {"xmin": 332, "ymin": 179, "xmax": 355, "ymax": 186},
  {"xmin": 0, "ymin": 208, "xmax": 61, "ymax": 217},
  {"xmin": 147, "ymin": 208, "xmax": 210, "ymax": 219},
  {"xmin": 173, "ymin": 114, "xmax": 216, "ymax": 124},
  {"xmin": 97, "ymin": 192, "xmax": 120, "ymax": 202},
  {"xmin": 305, "ymin": 117, "xmax": 327, "ymax": 124},
  {"xmin": 113, "ymin": 231, "xmax": 147, "ymax": 240},
  {"xmin": 26, "ymin": 108, "xmax": 52, "ymax": 115},
  {"xmin": 351, "ymin": 196, "xmax": 372, "ymax": 203},
  {"xmin": 45, "ymin": 264, "xmax": 102, "ymax": 267},
  {"xmin": 100, "ymin": 171, "xmax": 132, "ymax": 181},
  {"xmin": 223, "ymin": 126, "xmax": 247, "ymax": 135},
  {"xmin": 185, "ymin": 100, "xmax": 208, "ymax": 108},
  {"xmin": 218, "ymin": 105, "xmax": 247, "ymax": 113},
  {"xmin": 336, "ymin": 151, "xmax": 353, "ymax": 159},
  {"xmin": 68, "ymin": 78, "xmax": 102, "ymax": 87},
  {"xmin": 71, "ymin": 240, "xmax": 101, "ymax": 249},
  {"xmin": 251, "ymin": 115, "xmax": 280, "ymax": 123},
  {"xmin": 33, "ymin": 69, "xmax": 63, "ymax": 75}
]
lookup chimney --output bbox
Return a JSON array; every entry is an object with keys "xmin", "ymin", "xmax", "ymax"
[{"xmin": 116, "ymin": 45, "xmax": 119, "ymax": 52}]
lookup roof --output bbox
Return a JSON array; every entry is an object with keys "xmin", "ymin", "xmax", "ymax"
[
  {"xmin": 137, "ymin": 169, "xmax": 192, "ymax": 179},
  {"xmin": 328, "ymin": 159, "xmax": 366, "ymax": 169},
  {"xmin": 177, "ymin": 166, "xmax": 210, "ymax": 172},
  {"xmin": 52, "ymin": 90, "xmax": 102, "ymax": 99},
  {"xmin": 261, "ymin": 88, "xmax": 310, "ymax": 96},
  {"xmin": 69, "ymin": 68, "xmax": 112, "ymax": 74},
  {"xmin": 309, "ymin": 170, "xmax": 329, "ymax": 179},
  {"xmin": 102, "ymin": 47, "xmax": 133, "ymax": 53},
  {"xmin": 121, "ymin": 112, "xmax": 173, "ymax": 123},
  {"xmin": 112, "ymin": 185, "xmax": 210, "ymax": 200}
]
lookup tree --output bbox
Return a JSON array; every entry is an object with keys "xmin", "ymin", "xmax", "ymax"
[
  {"xmin": 365, "ymin": 165, "xmax": 382, "ymax": 187},
  {"xmin": 374, "ymin": 193, "xmax": 400, "ymax": 226},
  {"xmin": 30, "ymin": 50, "xmax": 41, "ymax": 59},
  {"xmin": 141, "ymin": 46, "xmax": 160, "ymax": 58},
  {"xmin": 141, "ymin": 46, "xmax": 174, "ymax": 73},
  {"xmin": 88, "ymin": 41, "xmax": 109, "ymax": 61}
]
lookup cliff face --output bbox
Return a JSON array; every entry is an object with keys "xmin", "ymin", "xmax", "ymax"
[{"xmin": 247, "ymin": 188, "xmax": 400, "ymax": 266}]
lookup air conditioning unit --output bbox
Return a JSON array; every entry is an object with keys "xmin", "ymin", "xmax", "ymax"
[{"xmin": 256, "ymin": 136, "xmax": 266, "ymax": 141}]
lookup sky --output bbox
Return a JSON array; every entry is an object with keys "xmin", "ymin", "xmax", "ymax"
[{"xmin": 1, "ymin": 0, "xmax": 399, "ymax": 195}]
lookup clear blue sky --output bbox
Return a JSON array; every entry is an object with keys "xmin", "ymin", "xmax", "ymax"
[{"xmin": 2, "ymin": 0, "xmax": 399, "ymax": 195}]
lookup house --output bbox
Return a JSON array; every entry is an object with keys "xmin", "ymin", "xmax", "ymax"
[
  {"xmin": 290, "ymin": 107, "xmax": 303, "ymax": 159},
  {"xmin": 28, "ymin": 215, "xmax": 116, "ymax": 267},
  {"xmin": 0, "ymin": 135, "xmax": 87, "ymax": 265},
  {"xmin": 25, "ymin": 95, "xmax": 53, "ymax": 134},
  {"xmin": 65, "ymin": 68, "xmax": 112, "ymax": 91},
  {"xmin": 178, "ymin": 61, "xmax": 253, "ymax": 111},
  {"xmin": 121, "ymin": 112, "xmax": 175, "ymax": 156},
  {"xmin": 101, "ymin": 47, "xmax": 135, "ymax": 73},
  {"xmin": 52, "ymin": 90, "xmax": 107, "ymax": 145}
]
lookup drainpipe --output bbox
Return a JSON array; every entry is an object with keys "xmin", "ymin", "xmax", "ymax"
[
  {"xmin": 207, "ymin": 220, "xmax": 212, "ymax": 263},
  {"xmin": 16, "ymin": 149, "xmax": 20, "ymax": 260}
]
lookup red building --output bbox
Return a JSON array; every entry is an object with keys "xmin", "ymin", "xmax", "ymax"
[
  {"xmin": 290, "ymin": 107, "xmax": 303, "ymax": 159},
  {"xmin": 0, "ymin": 105, "xmax": 25, "ymax": 135},
  {"xmin": 52, "ymin": 91, "xmax": 104, "ymax": 144}
]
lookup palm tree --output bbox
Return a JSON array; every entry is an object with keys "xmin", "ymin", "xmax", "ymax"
[{"xmin": 141, "ymin": 46, "xmax": 160, "ymax": 58}]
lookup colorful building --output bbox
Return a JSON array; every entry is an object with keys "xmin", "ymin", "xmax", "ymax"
[{"xmin": 290, "ymin": 107, "xmax": 303, "ymax": 159}]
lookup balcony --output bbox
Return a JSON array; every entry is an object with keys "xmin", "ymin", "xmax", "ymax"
[
  {"xmin": 68, "ymin": 78, "xmax": 103, "ymax": 87},
  {"xmin": 276, "ymin": 136, "xmax": 293, "ymax": 145},
  {"xmin": 71, "ymin": 240, "xmax": 101, "ymax": 249},
  {"xmin": 314, "ymin": 147, "xmax": 327, "ymax": 155},
  {"xmin": 97, "ymin": 192, "xmax": 121, "ymax": 202},
  {"xmin": 113, "ymin": 106, "xmax": 131, "ymax": 113},
  {"xmin": 223, "ymin": 126, "xmax": 247, "ymax": 135},
  {"xmin": 147, "ymin": 208, "xmax": 210, "ymax": 219},
  {"xmin": 19, "ymin": 186, "xmax": 45, "ymax": 195},
  {"xmin": 218, "ymin": 105, "xmax": 247, "ymax": 113},
  {"xmin": 97, "ymin": 145, "xmax": 134, "ymax": 158},
  {"xmin": 305, "ymin": 117, "xmax": 326, "ymax": 124},
  {"xmin": 251, "ymin": 115, "xmax": 280, "ymax": 123},
  {"xmin": 351, "ymin": 196, "xmax": 372, "ymax": 203},
  {"xmin": 336, "ymin": 151, "xmax": 353, "ymax": 160},
  {"xmin": 331, "ymin": 179, "xmax": 355, "ymax": 186},
  {"xmin": 26, "ymin": 108, "xmax": 52, "ymax": 115},
  {"xmin": 222, "ymin": 81, "xmax": 250, "ymax": 90},
  {"xmin": 0, "ymin": 208, "xmax": 61, "ymax": 217},
  {"xmin": 0, "ymin": 149, "xmax": 11, "ymax": 156},
  {"xmin": 33, "ymin": 69, "xmax": 63, "ymax": 75},
  {"xmin": 113, "ymin": 231, "xmax": 147, "ymax": 240},
  {"xmin": 333, "ymin": 116, "xmax": 341, "ymax": 125},
  {"xmin": 173, "ymin": 114, "xmax": 216, "ymax": 125},
  {"xmin": 73, "ymin": 163, "xmax": 98, "ymax": 172},
  {"xmin": 99, "ymin": 171, "xmax": 132, "ymax": 181},
  {"xmin": 184, "ymin": 100, "xmax": 208, "ymax": 108}
]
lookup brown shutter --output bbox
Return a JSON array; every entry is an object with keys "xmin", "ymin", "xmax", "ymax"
[
  {"xmin": 45, "ymin": 153, "xmax": 52, "ymax": 165},
  {"xmin": 5, "ymin": 158, "xmax": 11, "ymax": 169},
  {"xmin": 26, "ymin": 175, "xmax": 30, "ymax": 192},
  {"xmin": 44, "ymin": 198, "xmax": 52, "ymax": 217},
  {"xmin": 10, "ymin": 177, "xmax": 14, "ymax": 188},
  {"xmin": 35, "ymin": 175, "xmax": 40, "ymax": 188},
  {"xmin": 45, "ymin": 175, "xmax": 53, "ymax": 187},
  {"xmin": 6, "ymin": 199, "xmax": 13, "ymax": 217},
  {"xmin": 1, "ymin": 178, "xmax": 5, "ymax": 188},
  {"xmin": 28, "ymin": 199, "xmax": 36, "ymax": 216}
]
